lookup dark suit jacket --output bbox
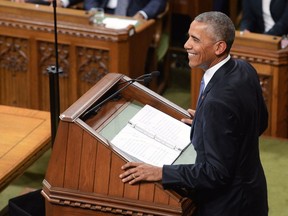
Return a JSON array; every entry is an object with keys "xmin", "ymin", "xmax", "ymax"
[
  {"xmin": 240, "ymin": 0, "xmax": 288, "ymax": 36},
  {"xmin": 162, "ymin": 58, "xmax": 269, "ymax": 216},
  {"xmin": 84, "ymin": 0, "xmax": 167, "ymax": 19}
]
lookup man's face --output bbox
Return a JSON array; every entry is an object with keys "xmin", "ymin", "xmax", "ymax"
[{"xmin": 184, "ymin": 21, "xmax": 220, "ymax": 70}]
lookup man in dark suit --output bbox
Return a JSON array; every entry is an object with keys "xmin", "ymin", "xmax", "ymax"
[
  {"xmin": 84, "ymin": 0, "xmax": 167, "ymax": 20},
  {"xmin": 240, "ymin": 0, "xmax": 288, "ymax": 36},
  {"xmin": 119, "ymin": 11, "xmax": 269, "ymax": 216}
]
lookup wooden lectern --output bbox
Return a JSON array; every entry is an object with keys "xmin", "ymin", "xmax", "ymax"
[
  {"xmin": 42, "ymin": 73, "xmax": 196, "ymax": 215},
  {"xmin": 191, "ymin": 31, "xmax": 288, "ymax": 138}
]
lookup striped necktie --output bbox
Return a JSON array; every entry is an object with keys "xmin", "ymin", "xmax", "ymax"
[
  {"xmin": 196, "ymin": 78, "xmax": 205, "ymax": 107},
  {"xmin": 115, "ymin": 0, "xmax": 130, "ymax": 16}
]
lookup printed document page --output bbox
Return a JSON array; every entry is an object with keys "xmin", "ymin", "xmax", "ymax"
[
  {"xmin": 110, "ymin": 105, "xmax": 192, "ymax": 166},
  {"xmin": 129, "ymin": 105, "xmax": 191, "ymax": 150},
  {"xmin": 111, "ymin": 125, "xmax": 180, "ymax": 166}
]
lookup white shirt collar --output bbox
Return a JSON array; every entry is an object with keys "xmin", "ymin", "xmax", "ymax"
[{"xmin": 203, "ymin": 55, "xmax": 231, "ymax": 89}]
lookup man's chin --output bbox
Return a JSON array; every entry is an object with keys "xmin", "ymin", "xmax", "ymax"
[{"xmin": 189, "ymin": 63, "xmax": 203, "ymax": 70}]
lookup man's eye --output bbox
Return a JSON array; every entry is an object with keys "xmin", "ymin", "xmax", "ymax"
[{"xmin": 192, "ymin": 37, "xmax": 200, "ymax": 43}]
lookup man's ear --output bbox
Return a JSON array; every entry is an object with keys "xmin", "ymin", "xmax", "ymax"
[{"xmin": 214, "ymin": 41, "xmax": 227, "ymax": 55}]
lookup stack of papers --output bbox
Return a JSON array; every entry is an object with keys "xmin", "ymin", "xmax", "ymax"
[{"xmin": 103, "ymin": 17, "xmax": 138, "ymax": 30}]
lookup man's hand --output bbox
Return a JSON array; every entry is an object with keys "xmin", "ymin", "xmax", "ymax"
[
  {"xmin": 46, "ymin": 0, "xmax": 63, "ymax": 7},
  {"xmin": 133, "ymin": 12, "xmax": 145, "ymax": 20},
  {"xmin": 119, "ymin": 162, "xmax": 162, "ymax": 185},
  {"xmin": 12, "ymin": 0, "xmax": 26, "ymax": 3},
  {"xmin": 181, "ymin": 109, "xmax": 196, "ymax": 125}
]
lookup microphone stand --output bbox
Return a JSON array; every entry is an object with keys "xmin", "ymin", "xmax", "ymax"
[{"xmin": 47, "ymin": 0, "xmax": 62, "ymax": 146}]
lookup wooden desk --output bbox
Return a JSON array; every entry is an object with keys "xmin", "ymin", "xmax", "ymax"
[
  {"xmin": 0, "ymin": 1, "xmax": 155, "ymax": 112},
  {"xmin": 0, "ymin": 105, "xmax": 51, "ymax": 192}
]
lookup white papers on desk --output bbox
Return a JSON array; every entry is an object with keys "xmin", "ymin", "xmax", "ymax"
[
  {"xmin": 110, "ymin": 105, "xmax": 192, "ymax": 167},
  {"xmin": 103, "ymin": 17, "xmax": 138, "ymax": 29}
]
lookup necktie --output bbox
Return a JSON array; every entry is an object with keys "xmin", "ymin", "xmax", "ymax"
[
  {"xmin": 115, "ymin": 0, "xmax": 130, "ymax": 16},
  {"xmin": 196, "ymin": 78, "xmax": 205, "ymax": 107}
]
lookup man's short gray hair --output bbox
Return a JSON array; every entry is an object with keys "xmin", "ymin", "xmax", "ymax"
[{"xmin": 194, "ymin": 11, "xmax": 235, "ymax": 52}]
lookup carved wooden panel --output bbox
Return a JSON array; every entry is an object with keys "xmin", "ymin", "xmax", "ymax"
[
  {"xmin": 77, "ymin": 46, "xmax": 109, "ymax": 96},
  {"xmin": 0, "ymin": 36, "xmax": 29, "ymax": 107},
  {"xmin": 0, "ymin": 1, "xmax": 155, "ymax": 112},
  {"xmin": 258, "ymin": 74, "xmax": 272, "ymax": 135}
]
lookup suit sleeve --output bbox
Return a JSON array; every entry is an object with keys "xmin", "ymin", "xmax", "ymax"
[
  {"xmin": 67, "ymin": 0, "xmax": 82, "ymax": 6},
  {"xmin": 266, "ymin": 1, "xmax": 288, "ymax": 36},
  {"xmin": 162, "ymin": 100, "xmax": 240, "ymax": 191},
  {"xmin": 83, "ymin": 0, "xmax": 102, "ymax": 11},
  {"xmin": 240, "ymin": 0, "xmax": 256, "ymax": 32},
  {"xmin": 140, "ymin": 0, "xmax": 167, "ymax": 19}
]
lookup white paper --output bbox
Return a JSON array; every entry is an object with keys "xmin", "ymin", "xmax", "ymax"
[
  {"xmin": 103, "ymin": 17, "xmax": 138, "ymax": 29},
  {"xmin": 111, "ymin": 125, "xmax": 179, "ymax": 166},
  {"xmin": 110, "ymin": 105, "xmax": 192, "ymax": 166},
  {"xmin": 129, "ymin": 105, "xmax": 191, "ymax": 151}
]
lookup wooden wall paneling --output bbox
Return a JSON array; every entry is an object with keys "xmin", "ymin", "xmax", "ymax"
[
  {"xmin": 78, "ymin": 131, "xmax": 98, "ymax": 192},
  {"xmin": 138, "ymin": 183, "xmax": 155, "ymax": 202},
  {"xmin": 0, "ymin": 35, "xmax": 30, "ymax": 108},
  {"xmin": 94, "ymin": 139, "xmax": 112, "ymax": 195},
  {"xmin": 108, "ymin": 154, "xmax": 126, "ymax": 197},
  {"xmin": 63, "ymin": 123, "xmax": 83, "ymax": 189},
  {"xmin": 44, "ymin": 121, "xmax": 69, "ymax": 187},
  {"xmin": 270, "ymin": 64, "xmax": 288, "ymax": 136},
  {"xmin": 0, "ymin": 1, "xmax": 156, "ymax": 112},
  {"xmin": 153, "ymin": 185, "xmax": 169, "ymax": 205},
  {"xmin": 76, "ymin": 45, "xmax": 110, "ymax": 97},
  {"xmin": 30, "ymin": 37, "xmax": 41, "ymax": 109}
]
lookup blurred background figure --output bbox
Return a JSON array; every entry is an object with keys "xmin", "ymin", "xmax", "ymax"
[
  {"xmin": 240, "ymin": 0, "xmax": 288, "ymax": 36},
  {"xmin": 212, "ymin": 0, "xmax": 229, "ymax": 15},
  {"xmin": 12, "ymin": 0, "xmax": 82, "ymax": 8},
  {"xmin": 83, "ymin": 0, "xmax": 167, "ymax": 20}
]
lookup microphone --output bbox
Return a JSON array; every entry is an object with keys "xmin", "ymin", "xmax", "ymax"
[
  {"xmin": 81, "ymin": 71, "xmax": 160, "ymax": 120},
  {"xmin": 118, "ymin": 71, "xmax": 160, "ymax": 85}
]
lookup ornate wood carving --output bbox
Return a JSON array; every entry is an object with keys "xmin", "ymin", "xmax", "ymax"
[
  {"xmin": 258, "ymin": 75, "xmax": 272, "ymax": 106},
  {"xmin": 39, "ymin": 41, "xmax": 69, "ymax": 78},
  {"xmin": 77, "ymin": 46, "xmax": 109, "ymax": 84},
  {"xmin": 0, "ymin": 1, "xmax": 155, "ymax": 111},
  {"xmin": 0, "ymin": 20, "xmax": 121, "ymax": 42},
  {"xmin": 0, "ymin": 35, "xmax": 28, "ymax": 74}
]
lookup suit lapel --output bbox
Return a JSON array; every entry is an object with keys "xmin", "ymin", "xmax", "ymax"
[{"xmin": 190, "ymin": 58, "xmax": 236, "ymax": 139}]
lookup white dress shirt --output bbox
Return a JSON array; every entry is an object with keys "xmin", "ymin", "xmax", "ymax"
[
  {"xmin": 262, "ymin": 0, "xmax": 275, "ymax": 32},
  {"xmin": 203, "ymin": 55, "xmax": 231, "ymax": 90}
]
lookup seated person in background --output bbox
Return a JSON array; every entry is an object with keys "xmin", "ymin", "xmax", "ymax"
[
  {"xmin": 13, "ymin": 0, "xmax": 50, "ymax": 5},
  {"xmin": 13, "ymin": 0, "xmax": 82, "ymax": 8},
  {"xmin": 54, "ymin": 0, "xmax": 83, "ymax": 8},
  {"xmin": 240, "ymin": 0, "xmax": 288, "ymax": 36},
  {"xmin": 83, "ymin": 0, "xmax": 167, "ymax": 20},
  {"xmin": 213, "ymin": 0, "xmax": 229, "ymax": 15}
]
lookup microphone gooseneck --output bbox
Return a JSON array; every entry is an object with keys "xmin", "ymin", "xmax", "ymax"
[
  {"xmin": 118, "ymin": 71, "xmax": 160, "ymax": 85},
  {"xmin": 81, "ymin": 71, "xmax": 160, "ymax": 120}
]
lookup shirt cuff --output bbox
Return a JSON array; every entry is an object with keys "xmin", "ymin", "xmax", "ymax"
[
  {"xmin": 139, "ymin": 10, "xmax": 148, "ymax": 20},
  {"xmin": 61, "ymin": 0, "xmax": 69, "ymax": 8}
]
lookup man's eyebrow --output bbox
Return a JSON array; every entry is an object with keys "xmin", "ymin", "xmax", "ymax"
[{"xmin": 191, "ymin": 35, "xmax": 200, "ymax": 41}]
